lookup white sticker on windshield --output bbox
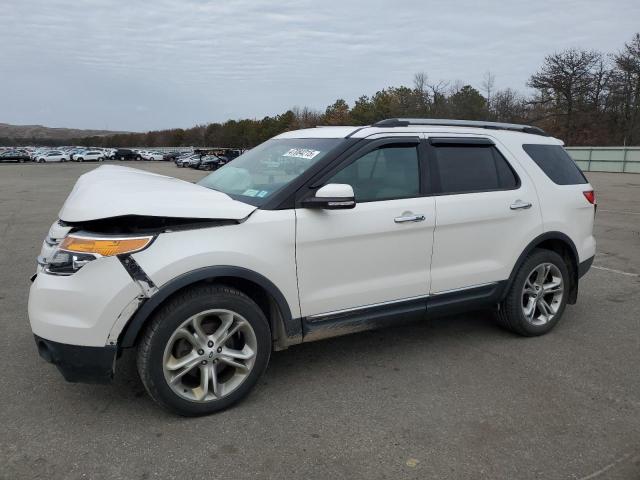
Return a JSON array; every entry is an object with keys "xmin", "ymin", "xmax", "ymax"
[
  {"xmin": 242, "ymin": 189, "xmax": 259, "ymax": 197},
  {"xmin": 283, "ymin": 148, "xmax": 321, "ymax": 160}
]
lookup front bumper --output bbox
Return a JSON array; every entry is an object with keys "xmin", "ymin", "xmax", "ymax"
[
  {"xmin": 34, "ymin": 335, "xmax": 116, "ymax": 383},
  {"xmin": 29, "ymin": 255, "xmax": 141, "ymax": 346}
]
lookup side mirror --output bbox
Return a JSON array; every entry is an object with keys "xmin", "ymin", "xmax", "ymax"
[{"xmin": 302, "ymin": 183, "xmax": 356, "ymax": 210}]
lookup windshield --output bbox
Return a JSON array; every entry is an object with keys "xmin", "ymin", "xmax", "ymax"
[{"xmin": 198, "ymin": 138, "xmax": 343, "ymax": 205}]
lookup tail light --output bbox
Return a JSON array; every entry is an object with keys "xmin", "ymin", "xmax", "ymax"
[{"xmin": 583, "ymin": 190, "xmax": 596, "ymax": 205}]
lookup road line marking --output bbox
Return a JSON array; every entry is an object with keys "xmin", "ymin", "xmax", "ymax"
[
  {"xmin": 592, "ymin": 265, "xmax": 639, "ymax": 277},
  {"xmin": 598, "ymin": 209, "xmax": 640, "ymax": 216},
  {"xmin": 578, "ymin": 453, "xmax": 638, "ymax": 480}
]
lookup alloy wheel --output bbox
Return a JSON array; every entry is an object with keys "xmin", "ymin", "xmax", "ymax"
[
  {"xmin": 521, "ymin": 262, "xmax": 564, "ymax": 326},
  {"xmin": 162, "ymin": 309, "xmax": 258, "ymax": 402}
]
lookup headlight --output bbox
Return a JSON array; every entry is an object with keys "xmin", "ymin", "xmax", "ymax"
[{"xmin": 45, "ymin": 234, "xmax": 154, "ymax": 275}]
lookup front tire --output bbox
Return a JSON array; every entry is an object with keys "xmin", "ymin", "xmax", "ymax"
[
  {"xmin": 137, "ymin": 284, "xmax": 271, "ymax": 416},
  {"xmin": 496, "ymin": 249, "xmax": 569, "ymax": 336}
]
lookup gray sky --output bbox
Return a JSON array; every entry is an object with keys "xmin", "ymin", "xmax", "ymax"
[{"xmin": 2, "ymin": 0, "xmax": 639, "ymax": 132}]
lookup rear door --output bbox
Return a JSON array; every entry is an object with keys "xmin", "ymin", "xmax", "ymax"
[
  {"xmin": 426, "ymin": 135, "xmax": 543, "ymax": 293},
  {"xmin": 295, "ymin": 137, "xmax": 435, "ymax": 317}
]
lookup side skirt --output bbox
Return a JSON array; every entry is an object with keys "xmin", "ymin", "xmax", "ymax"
[{"xmin": 299, "ymin": 281, "xmax": 507, "ymax": 343}]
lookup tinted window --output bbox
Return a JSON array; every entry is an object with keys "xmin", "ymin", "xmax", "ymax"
[
  {"xmin": 522, "ymin": 144, "xmax": 587, "ymax": 185},
  {"xmin": 434, "ymin": 145, "xmax": 518, "ymax": 194},
  {"xmin": 198, "ymin": 138, "xmax": 343, "ymax": 206},
  {"xmin": 328, "ymin": 144, "xmax": 420, "ymax": 202}
]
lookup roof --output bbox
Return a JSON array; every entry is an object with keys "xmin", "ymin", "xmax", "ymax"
[
  {"xmin": 372, "ymin": 118, "xmax": 548, "ymax": 136},
  {"xmin": 274, "ymin": 126, "xmax": 360, "ymax": 139},
  {"xmin": 274, "ymin": 119, "xmax": 558, "ymax": 142}
]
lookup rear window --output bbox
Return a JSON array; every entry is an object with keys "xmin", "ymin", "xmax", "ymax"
[
  {"xmin": 522, "ymin": 144, "xmax": 587, "ymax": 185},
  {"xmin": 433, "ymin": 145, "xmax": 519, "ymax": 194}
]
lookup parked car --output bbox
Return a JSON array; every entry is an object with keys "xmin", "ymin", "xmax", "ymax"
[
  {"xmin": 68, "ymin": 149, "xmax": 85, "ymax": 161},
  {"xmin": 141, "ymin": 151, "xmax": 164, "ymax": 161},
  {"xmin": 223, "ymin": 149, "xmax": 243, "ymax": 160},
  {"xmin": 74, "ymin": 150, "xmax": 105, "ymax": 162},
  {"xmin": 174, "ymin": 154, "xmax": 186, "ymax": 166},
  {"xmin": 114, "ymin": 149, "xmax": 142, "ymax": 161},
  {"xmin": 198, "ymin": 155, "xmax": 228, "ymax": 171},
  {"xmin": 31, "ymin": 149, "xmax": 49, "ymax": 161},
  {"xmin": 176, "ymin": 154, "xmax": 200, "ymax": 167},
  {"xmin": 35, "ymin": 150, "xmax": 69, "ymax": 163},
  {"xmin": 0, "ymin": 150, "xmax": 30, "ymax": 163},
  {"xmin": 163, "ymin": 151, "xmax": 181, "ymax": 161},
  {"xmin": 103, "ymin": 148, "xmax": 116, "ymax": 160},
  {"xmin": 29, "ymin": 118, "xmax": 596, "ymax": 416},
  {"xmin": 186, "ymin": 155, "xmax": 205, "ymax": 168}
]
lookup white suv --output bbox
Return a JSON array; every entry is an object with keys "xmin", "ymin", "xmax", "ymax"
[
  {"xmin": 74, "ymin": 150, "xmax": 105, "ymax": 162},
  {"xmin": 36, "ymin": 150, "xmax": 70, "ymax": 163},
  {"xmin": 28, "ymin": 119, "xmax": 596, "ymax": 416},
  {"xmin": 141, "ymin": 150, "xmax": 164, "ymax": 161}
]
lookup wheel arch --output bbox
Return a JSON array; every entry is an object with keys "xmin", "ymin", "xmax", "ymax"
[
  {"xmin": 119, "ymin": 266, "xmax": 301, "ymax": 350},
  {"xmin": 505, "ymin": 232, "xmax": 580, "ymax": 304}
]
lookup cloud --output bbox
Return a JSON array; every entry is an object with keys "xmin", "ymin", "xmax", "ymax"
[{"xmin": 1, "ymin": 0, "xmax": 639, "ymax": 131}]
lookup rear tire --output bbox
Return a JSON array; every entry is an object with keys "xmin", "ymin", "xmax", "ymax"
[
  {"xmin": 496, "ymin": 249, "xmax": 569, "ymax": 336},
  {"xmin": 137, "ymin": 284, "xmax": 271, "ymax": 416}
]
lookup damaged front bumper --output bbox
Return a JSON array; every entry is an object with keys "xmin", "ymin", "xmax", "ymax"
[{"xmin": 34, "ymin": 334, "xmax": 117, "ymax": 383}]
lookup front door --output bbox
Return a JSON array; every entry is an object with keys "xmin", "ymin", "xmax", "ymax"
[{"xmin": 295, "ymin": 138, "xmax": 435, "ymax": 318}]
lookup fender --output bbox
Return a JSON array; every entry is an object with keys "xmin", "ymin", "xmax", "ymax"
[
  {"xmin": 118, "ymin": 265, "xmax": 298, "ymax": 348},
  {"xmin": 504, "ymin": 231, "xmax": 580, "ymax": 303}
]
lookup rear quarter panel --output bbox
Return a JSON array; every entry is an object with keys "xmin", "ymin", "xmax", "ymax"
[{"xmin": 499, "ymin": 135, "xmax": 596, "ymax": 262}]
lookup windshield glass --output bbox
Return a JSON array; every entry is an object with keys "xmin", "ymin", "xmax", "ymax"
[{"xmin": 198, "ymin": 138, "xmax": 342, "ymax": 205}]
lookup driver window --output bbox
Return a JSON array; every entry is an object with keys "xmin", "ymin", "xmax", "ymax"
[{"xmin": 328, "ymin": 144, "xmax": 420, "ymax": 202}]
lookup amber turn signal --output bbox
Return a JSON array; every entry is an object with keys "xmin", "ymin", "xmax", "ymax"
[{"xmin": 59, "ymin": 235, "xmax": 153, "ymax": 257}]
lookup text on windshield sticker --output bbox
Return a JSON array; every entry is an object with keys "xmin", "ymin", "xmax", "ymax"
[{"xmin": 282, "ymin": 148, "xmax": 321, "ymax": 160}]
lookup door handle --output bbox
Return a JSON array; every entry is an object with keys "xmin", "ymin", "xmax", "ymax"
[
  {"xmin": 394, "ymin": 214, "xmax": 425, "ymax": 223},
  {"xmin": 510, "ymin": 200, "xmax": 532, "ymax": 210}
]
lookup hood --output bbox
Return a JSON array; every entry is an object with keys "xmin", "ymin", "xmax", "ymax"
[{"xmin": 58, "ymin": 165, "xmax": 257, "ymax": 222}]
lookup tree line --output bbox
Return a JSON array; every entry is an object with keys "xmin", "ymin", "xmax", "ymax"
[{"xmin": 5, "ymin": 33, "xmax": 640, "ymax": 148}]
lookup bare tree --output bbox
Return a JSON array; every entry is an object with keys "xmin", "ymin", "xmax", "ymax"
[
  {"xmin": 612, "ymin": 33, "xmax": 640, "ymax": 144},
  {"xmin": 427, "ymin": 79, "xmax": 450, "ymax": 117},
  {"xmin": 492, "ymin": 88, "xmax": 527, "ymax": 123},
  {"xmin": 413, "ymin": 72, "xmax": 430, "ymax": 112},
  {"xmin": 528, "ymin": 49, "xmax": 602, "ymax": 144},
  {"xmin": 482, "ymin": 71, "xmax": 496, "ymax": 105},
  {"xmin": 291, "ymin": 106, "xmax": 322, "ymax": 129}
]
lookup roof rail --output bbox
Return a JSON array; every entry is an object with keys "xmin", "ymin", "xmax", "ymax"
[{"xmin": 372, "ymin": 118, "xmax": 549, "ymax": 136}]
